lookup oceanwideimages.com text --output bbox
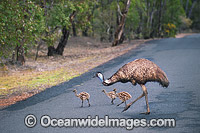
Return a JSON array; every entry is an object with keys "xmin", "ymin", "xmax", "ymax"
[{"xmin": 25, "ymin": 114, "xmax": 176, "ymax": 130}]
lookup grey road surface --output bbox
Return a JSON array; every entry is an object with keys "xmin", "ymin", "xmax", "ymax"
[{"xmin": 1, "ymin": 34, "xmax": 200, "ymax": 133}]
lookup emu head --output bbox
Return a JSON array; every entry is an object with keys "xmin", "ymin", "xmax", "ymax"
[
  {"xmin": 94, "ymin": 72, "xmax": 104, "ymax": 83},
  {"xmin": 94, "ymin": 72, "xmax": 112, "ymax": 86},
  {"xmin": 102, "ymin": 89, "xmax": 106, "ymax": 93}
]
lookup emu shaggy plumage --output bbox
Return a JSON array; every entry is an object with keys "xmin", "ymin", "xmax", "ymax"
[
  {"xmin": 95, "ymin": 58, "xmax": 169, "ymax": 114},
  {"xmin": 73, "ymin": 89, "xmax": 90, "ymax": 107},
  {"xmin": 102, "ymin": 89, "xmax": 117, "ymax": 104},
  {"xmin": 115, "ymin": 91, "xmax": 132, "ymax": 107}
]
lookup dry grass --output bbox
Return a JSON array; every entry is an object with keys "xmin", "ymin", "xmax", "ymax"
[{"xmin": 175, "ymin": 33, "xmax": 196, "ymax": 38}]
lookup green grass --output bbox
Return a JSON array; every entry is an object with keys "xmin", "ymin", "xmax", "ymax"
[{"xmin": 0, "ymin": 67, "xmax": 81, "ymax": 96}]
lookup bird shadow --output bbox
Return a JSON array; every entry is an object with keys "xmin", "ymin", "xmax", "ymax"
[{"xmin": 74, "ymin": 106, "xmax": 91, "ymax": 109}]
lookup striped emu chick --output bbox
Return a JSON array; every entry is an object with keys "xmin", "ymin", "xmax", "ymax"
[
  {"xmin": 115, "ymin": 91, "xmax": 132, "ymax": 107},
  {"xmin": 95, "ymin": 58, "xmax": 169, "ymax": 114},
  {"xmin": 102, "ymin": 88, "xmax": 117, "ymax": 104},
  {"xmin": 73, "ymin": 89, "xmax": 90, "ymax": 107}
]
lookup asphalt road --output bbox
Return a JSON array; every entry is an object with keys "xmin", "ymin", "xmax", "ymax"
[{"xmin": 1, "ymin": 34, "xmax": 200, "ymax": 133}]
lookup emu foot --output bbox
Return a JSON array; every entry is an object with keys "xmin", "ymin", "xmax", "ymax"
[
  {"xmin": 122, "ymin": 104, "xmax": 131, "ymax": 112},
  {"xmin": 140, "ymin": 112, "xmax": 150, "ymax": 115}
]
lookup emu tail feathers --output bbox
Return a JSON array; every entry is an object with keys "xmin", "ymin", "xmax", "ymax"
[
  {"xmin": 157, "ymin": 69, "xmax": 169, "ymax": 88},
  {"xmin": 160, "ymin": 76, "xmax": 169, "ymax": 88}
]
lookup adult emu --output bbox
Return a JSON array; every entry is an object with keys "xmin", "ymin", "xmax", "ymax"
[{"xmin": 95, "ymin": 58, "xmax": 169, "ymax": 114}]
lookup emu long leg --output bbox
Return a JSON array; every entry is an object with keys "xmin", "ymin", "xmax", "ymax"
[
  {"xmin": 113, "ymin": 98, "xmax": 116, "ymax": 104},
  {"xmin": 140, "ymin": 84, "xmax": 150, "ymax": 114},
  {"xmin": 122, "ymin": 84, "xmax": 146, "ymax": 112},
  {"xmin": 122, "ymin": 92, "xmax": 145, "ymax": 112},
  {"xmin": 117, "ymin": 101, "xmax": 124, "ymax": 106},
  {"xmin": 111, "ymin": 98, "xmax": 116, "ymax": 104},
  {"xmin": 87, "ymin": 99, "xmax": 90, "ymax": 107},
  {"xmin": 124, "ymin": 100, "xmax": 127, "ymax": 107},
  {"xmin": 81, "ymin": 100, "xmax": 83, "ymax": 107},
  {"xmin": 111, "ymin": 99, "xmax": 114, "ymax": 104}
]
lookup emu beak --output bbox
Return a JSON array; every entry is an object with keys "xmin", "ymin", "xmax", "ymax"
[{"xmin": 102, "ymin": 81, "xmax": 108, "ymax": 86}]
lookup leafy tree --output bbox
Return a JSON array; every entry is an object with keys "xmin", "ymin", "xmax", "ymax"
[
  {"xmin": 112, "ymin": 0, "xmax": 131, "ymax": 46},
  {"xmin": 45, "ymin": 0, "xmax": 96, "ymax": 56},
  {"xmin": 0, "ymin": 0, "xmax": 199, "ymax": 65},
  {"xmin": 0, "ymin": 0, "xmax": 45, "ymax": 64}
]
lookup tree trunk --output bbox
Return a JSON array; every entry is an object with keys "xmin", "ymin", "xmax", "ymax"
[
  {"xmin": 72, "ymin": 21, "xmax": 77, "ymax": 36},
  {"xmin": 148, "ymin": 0, "xmax": 156, "ymax": 38},
  {"xmin": 108, "ymin": 25, "xmax": 113, "ymax": 42},
  {"xmin": 47, "ymin": 46, "xmax": 56, "ymax": 56},
  {"xmin": 35, "ymin": 40, "xmax": 42, "ymax": 61},
  {"xmin": 47, "ymin": 26, "xmax": 70, "ymax": 56},
  {"xmin": 82, "ymin": 27, "xmax": 88, "ymax": 36},
  {"xmin": 56, "ymin": 26, "xmax": 70, "ymax": 55},
  {"xmin": 188, "ymin": 0, "xmax": 197, "ymax": 18},
  {"xmin": 157, "ymin": 0, "xmax": 162, "ymax": 37},
  {"xmin": 157, "ymin": 0, "xmax": 166, "ymax": 37},
  {"xmin": 112, "ymin": 0, "xmax": 131, "ymax": 46},
  {"xmin": 47, "ymin": 11, "xmax": 76, "ymax": 56},
  {"xmin": 12, "ymin": 46, "xmax": 17, "ymax": 63},
  {"xmin": 70, "ymin": 11, "xmax": 77, "ymax": 36},
  {"xmin": 112, "ymin": 16, "xmax": 125, "ymax": 46},
  {"xmin": 185, "ymin": 0, "xmax": 189, "ymax": 16},
  {"xmin": 82, "ymin": 12, "xmax": 93, "ymax": 37},
  {"xmin": 16, "ymin": 44, "xmax": 25, "ymax": 65}
]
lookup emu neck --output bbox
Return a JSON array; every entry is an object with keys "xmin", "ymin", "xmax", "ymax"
[
  {"xmin": 109, "ymin": 73, "xmax": 120, "ymax": 84},
  {"xmin": 103, "ymin": 91, "xmax": 107, "ymax": 95},
  {"xmin": 103, "ymin": 72, "xmax": 120, "ymax": 86},
  {"xmin": 113, "ymin": 91, "xmax": 117, "ymax": 96},
  {"xmin": 74, "ymin": 91, "xmax": 79, "ymax": 97}
]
